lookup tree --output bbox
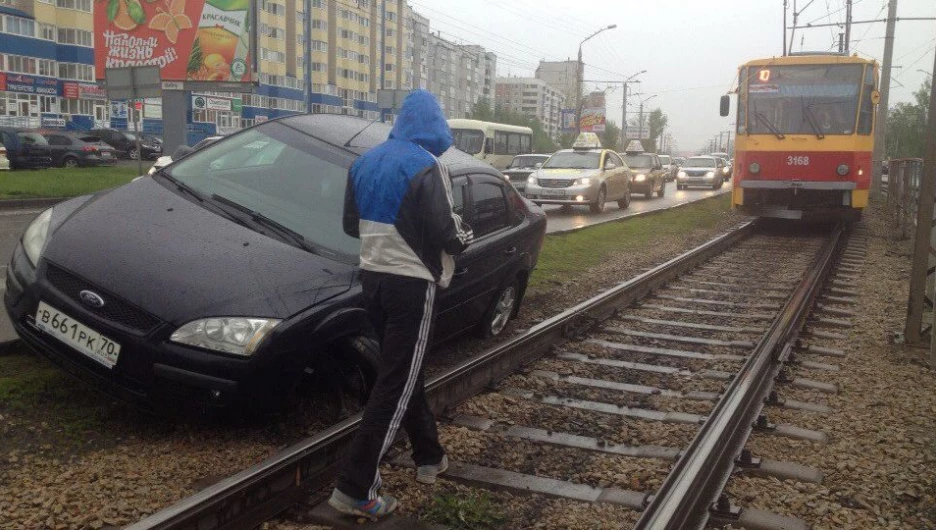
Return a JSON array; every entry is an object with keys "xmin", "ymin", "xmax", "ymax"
[
  {"xmin": 646, "ymin": 108, "xmax": 669, "ymax": 153},
  {"xmin": 886, "ymin": 79, "xmax": 930, "ymax": 159},
  {"xmin": 469, "ymin": 97, "xmax": 495, "ymax": 121},
  {"xmin": 600, "ymin": 120, "xmax": 620, "ymax": 150}
]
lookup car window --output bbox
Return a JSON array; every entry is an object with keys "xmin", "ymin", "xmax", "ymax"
[
  {"xmin": 543, "ymin": 151, "xmax": 600, "ymax": 169},
  {"xmin": 470, "ymin": 179, "xmax": 509, "ymax": 238},
  {"xmin": 605, "ymin": 152, "xmax": 623, "ymax": 168},
  {"xmin": 451, "ymin": 178, "xmax": 466, "ymax": 217},
  {"xmin": 624, "ymin": 154, "xmax": 654, "ymax": 168},
  {"xmin": 79, "ymin": 136, "xmax": 102, "ymax": 143},
  {"xmin": 18, "ymin": 132, "xmax": 48, "ymax": 145},
  {"xmin": 659, "ymin": 155, "xmax": 671, "ymax": 165},
  {"xmin": 46, "ymin": 135, "xmax": 70, "ymax": 146},
  {"xmin": 686, "ymin": 157, "xmax": 716, "ymax": 168}
]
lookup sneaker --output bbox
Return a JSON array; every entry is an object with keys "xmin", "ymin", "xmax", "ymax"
[
  {"xmin": 416, "ymin": 454, "xmax": 449, "ymax": 485},
  {"xmin": 328, "ymin": 489, "xmax": 399, "ymax": 520}
]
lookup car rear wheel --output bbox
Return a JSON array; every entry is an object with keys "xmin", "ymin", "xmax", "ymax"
[
  {"xmin": 62, "ymin": 156, "xmax": 79, "ymax": 169},
  {"xmin": 480, "ymin": 279, "xmax": 518, "ymax": 338},
  {"xmin": 617, "ymin": 189, "xmax": 631, "ymax": 209},
  {"xmin": 590, "ymin": 186, "xmax": 607, "ymax": 213},
  {"xmin": 127, "ymin": 148, "xmax": 138, "ymax": 160},
  {"xmin": 657, "ymin": 180, "xmax": 666, "ymax": 197}
]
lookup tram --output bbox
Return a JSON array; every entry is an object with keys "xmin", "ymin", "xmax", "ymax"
[{"xmin": 723, "ymin": 53, "xmax": 879, "ymax": 219}]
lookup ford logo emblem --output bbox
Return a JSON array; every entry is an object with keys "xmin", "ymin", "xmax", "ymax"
[{"xmin": 79, "ymin": 290, "xmax": 105, "ymax": 309}]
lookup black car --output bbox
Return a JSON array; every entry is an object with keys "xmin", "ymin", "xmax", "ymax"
[
  {"xmin": 5, "ymin": 114, "xmax": 547, "ymax": 415},
  {"xmin": 39, "ymin": 131, "xmax": 117, "ymax": 168},
  {"xmin": 0, "ymin": 127, "xmax": 53, "ymax": 169},
  {"xmin": 91, "ymin": 128, "xmax": 162, "ymax": 160}
]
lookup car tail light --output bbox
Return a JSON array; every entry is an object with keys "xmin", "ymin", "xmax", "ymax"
[{"xmin": 82, "ymin": 146, "xmax": 98, "ymax": 153}]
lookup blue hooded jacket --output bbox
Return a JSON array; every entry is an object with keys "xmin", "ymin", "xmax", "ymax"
[{"xmin": 343, "ymin": 90, "xmax": 472, "ymax": 287}]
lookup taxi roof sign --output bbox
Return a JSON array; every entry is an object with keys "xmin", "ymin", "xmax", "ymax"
[
  {"xmin": 572, "ymin": 132, "xmax": 603, "ymax": 149},
  {"xmin": 624, "ymin": 140, "xmax": 645, "ymax": 153}
]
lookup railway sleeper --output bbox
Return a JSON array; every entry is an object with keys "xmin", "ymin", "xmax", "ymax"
[
  {"xmin": 603, "ymin": 327, "xmax": 757, "ymax": 348},
  {"xmin": 557, "ymin": 351, "xmax": 735, "ymax": 380},
  {"xmin": 709, "ymin": 503, "xmax": 810, "ymax": 530},
  {"xmin": 529, "ymin": 369, "xmax": 721, "ymax": 401},
  {"xmin": 638, "ymin": 304, "xmax": 775, "ymax": 320},
  {"xmin": 500, "ymin": 387, "xmax": 706, "ymax": 425},
  {"xmin": 653, "ymin": 294, "xmax": 782, "ymax": 310},
  {"xmin": 619, "ymin": 315, "xmax": 766, "ymax": 334},
  {"xmin": 586, "ymin": 338, "xmax": 747, "ymax": 362},
  {"xmin": 667, "ymin": 285, "xmax": 788, "ymax": 300}
]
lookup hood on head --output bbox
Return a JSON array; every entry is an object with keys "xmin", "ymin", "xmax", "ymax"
[{"xmin": 389, "ymin": 89, "xmax": 452, "ymax": 156}]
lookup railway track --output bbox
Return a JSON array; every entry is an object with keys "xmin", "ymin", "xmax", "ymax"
[{"xmin": 127, "ymin": 219, "xmax": 855, "ymax": 530}]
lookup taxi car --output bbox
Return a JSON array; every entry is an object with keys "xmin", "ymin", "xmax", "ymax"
[
  {"xmin": 622, "ymin": 151, "xmax": 666, "ymax": 199},
  {"xmin": 524, "ymin": 133, "xmax": 631, "ymax": 213}
]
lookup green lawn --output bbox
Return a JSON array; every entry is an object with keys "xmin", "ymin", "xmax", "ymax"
[
  {"xmin": 528, "ymin": 194, "xmax": 732, "ymax": 295},
  {"xmin": 0, "ymin": 165, "xmax": 148, "ymax": 199}
]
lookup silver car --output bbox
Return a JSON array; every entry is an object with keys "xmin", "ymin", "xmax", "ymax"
[
  {"xmin": 525, "ymin": 148, "xmax": 632, "ymax": 213},
  {"xmin": 676, "ymin": 156, "xmax": 726, "ymax": 190}
]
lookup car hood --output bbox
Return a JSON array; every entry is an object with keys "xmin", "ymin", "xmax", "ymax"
[
  {"xmin": 535, "ymin": 168, "xmax": 600, "ymax": 179},
  {"xmin": 42, "ymin": 178, "xmax": 356, "ymax": 324}
]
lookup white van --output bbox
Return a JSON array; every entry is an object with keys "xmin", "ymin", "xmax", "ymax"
[{"xmin": 448, "ymin": 119, "xmax": 533, "ymax": 170}]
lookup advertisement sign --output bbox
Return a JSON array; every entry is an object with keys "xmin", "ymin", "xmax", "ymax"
[
  {"xmin": 111, "ymin": 101, "xmax": 129, "ymax": 119},
  {"xmin": 580, "ymin": 107, "xmax": 606, "ymax": 133},
  {"xmin": 41, "ymin": 117, "xmax": 67, "ymax": 128},
  {"xmin": 0, "ymin": 74, "xmax": 58, "ymax": 95},
  {"xmin": 624, "ymin": 128, "xmax": 650, "ymax": 140},
  {"xmin": 94, "ymin": 0, "xmax": 253, "ymax": 84},
  {"xmin": 192, "ymin": 95, "xmax": 233, "ymax": 111},
  {"xmin": 62, "ymin": 83, "xmax": 109, "ymax": 101},
  {"xmin": 560, "ymin": 108, "xmax": 577, "ymax": 134}
]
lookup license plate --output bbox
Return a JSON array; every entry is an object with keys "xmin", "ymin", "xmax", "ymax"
[
  {"xmin": 35, "ymin": 301, "xmax": 121, "ymax": 369},
  {"xmin": 539, "ymin": 188, "xmax": 568, "ymax": 197},
  {"xmin": 101, "ymin": 151, "xmax": 111, "ymax": 158}
]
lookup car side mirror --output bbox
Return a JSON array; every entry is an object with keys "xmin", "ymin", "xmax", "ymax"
[
  {"xmin": 173, "ymin": 145, "xmax": 194, "ymax": 159},
  {"xmin": 720, "ymin": 95, "xmax": 731, "ymax": 117},
  {"xmin": 534, "ymin": 162, "xmax": 543, "ymax": 169}
]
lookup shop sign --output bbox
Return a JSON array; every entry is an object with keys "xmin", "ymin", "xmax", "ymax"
[
  {"xmin": 192, "ymin": 95, "xmax": 232, "ymax": 111},
  {"xmin": 1, "ymin": 74, "xmax": 59, "ymax": 95}
]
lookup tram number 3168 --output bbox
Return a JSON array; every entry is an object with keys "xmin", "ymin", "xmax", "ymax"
[{"xmin": 787, "ymin": 156, "xmax": 810, "ymax": 166}]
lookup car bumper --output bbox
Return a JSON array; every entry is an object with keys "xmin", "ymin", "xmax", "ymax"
[
  {"xmin": 3, "ymin": 246, "xmax": 288, "ymax": 414},
  {"xmin": 525, "ymin": 183, "xmax": 598, "ymax": 204},
  {"xmin": 80, "ymin": 155, "xmax": 118, "ymax": 167},
  {"xmin": 630, "ymin": 180, "xmax": 655, "ymax": 193},
  {"xmin": 12, "ymin": 157, "xmax": 52, "ymax": 169},
  {"xmin": 677, "ymin": 175, "xmax": 718, "ymax": 186}
]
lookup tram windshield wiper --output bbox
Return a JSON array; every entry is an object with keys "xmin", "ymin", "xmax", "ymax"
[
  {"xmin": 802, "ymin": 102, "xmax": 825, "ymax": 140},
  {"xmin": 752, "ymin": 102, "xmax": 785, "ymax": 140}
]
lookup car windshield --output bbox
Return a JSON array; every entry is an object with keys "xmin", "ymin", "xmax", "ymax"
[
  {"xmin": 659, "ymin": 155, "xmax": 671, "ymax": 165},
  {"xmin": 451, "ymin": 129, "xmax": 484, "ymax": 155},
  {"xmin": 509, "ymin": 155, "xmax": 547, "ymax": 168},
  {"xmin": 163, "ymin": 122, "xmax": 359, "ymax": 260},
  {"xmin": 624, "ymin": 154, "xmax": 654, "ymax": 168},
  {"xmin": 543, "ymin": 151, "xmax": 601, "ymax": 169},
  {"xmin": 745, "ymin": 64, "xmax": 863, "ymax": 135},
  {"xmin": 685, "ymin": 157, "xmax": 716, "ymax": 168},
  {"xmin": 17, "ymin": 132, "xmax": 48, "ymax": 145}
]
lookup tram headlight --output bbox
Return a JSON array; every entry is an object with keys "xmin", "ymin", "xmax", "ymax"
[
  {"xmin": 836, "ymin": 164, "xmax": 850, "ymax": 177},
  {"xmin": 749, "ymin": 162, "xmax": 761, "ymax": 175}
]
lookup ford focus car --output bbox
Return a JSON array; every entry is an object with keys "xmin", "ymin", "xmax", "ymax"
[
  {"xmin": 4, "ymin": 115, "xmax": 547, "ymax": 415},
  {"xmin": 524, "ymin": 133, "xmax": 631, "ymax": 213}
]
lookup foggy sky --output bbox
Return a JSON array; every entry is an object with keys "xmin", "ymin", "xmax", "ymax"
[{"xmin": 413, "ymin": 0, "xmax": 935, "ymax": 153}]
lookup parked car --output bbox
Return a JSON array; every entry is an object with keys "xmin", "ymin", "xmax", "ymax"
[
  {"xmin": 0, "ymin": 127, "xmax": 53, "ymax": 170},
  {"xmin": 524, "ymin": 133, "xmax": 631, "ymax": 213},
  {"xmin": 623, "ymin": 152, "xmax": 666, "ymax": 199},
  {"xmin": 0, "ymin": 146, "xmax": 9, "ymax": 171},
  {"xmin": 92, "ymin": 128, "xmax": 163, "ymax": 160},
  {"xmin": 503, "ymin": 153, "xmax": 550, "ymax": 194},
  {"xmin": 676, "ymin": 156, "xmax": 726, "ymax": 190},
  {"xmin": 39, "ymin": 131, "xmax": 117, "ymax": 168},
  {"xmin": 4, "ymin": 114, "xmax": 547, "ymax": 415},
  {"xmin": 147, "ymin": 135, "xmax": 224, "ymax": 176},
  {"xmin": 658, "ymin": 154, "xmax": 677, "ymax": 182}
]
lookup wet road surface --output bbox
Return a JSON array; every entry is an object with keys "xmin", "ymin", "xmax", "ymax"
[{"xmin": 1, "ymin": 209, "xmax": 42, "ymax": 344}]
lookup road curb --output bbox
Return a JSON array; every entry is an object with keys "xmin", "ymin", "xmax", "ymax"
[
  {"xmin": 0, "ymin": 197, "xmax": 64, "ymax": 210},
  {"xmin": 0, "ymin": 339, "xmax": 22, "ymax": 356},
  {"xmin": 547, "ymin": 191, "xmax": 731, "ymax": 237}
]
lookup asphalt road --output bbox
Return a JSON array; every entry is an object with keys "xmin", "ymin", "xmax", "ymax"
[
  {"xmin": 0, "ymin": 182, "xmax": 728, "ymax": 344},
  {"xmin": 543, "ymin": 181, "xmax": 730, "ymax": 234}
]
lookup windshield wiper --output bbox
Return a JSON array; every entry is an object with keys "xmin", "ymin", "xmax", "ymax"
[
  {"xmin": 802, "ymin": 101, "xmax": 825, "ymax": 140},
  {"xmin": 752, "ymin": 102, "xmax": 785, "ymax": 140},
  {"xmin": 210, "ymin": 194, "xmax": 318, "ymax": 255},
  {"xmin": 155, "ymin": 170, "xmax": 206, "ymax": 202}
]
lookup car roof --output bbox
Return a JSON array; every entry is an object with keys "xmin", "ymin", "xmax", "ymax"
[{"xmin": 278, "ymin": 114, "xmax": 502, "ymax": 178}]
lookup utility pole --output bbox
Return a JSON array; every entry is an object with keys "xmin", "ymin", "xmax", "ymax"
[
  {"xmin": 844, "ymin": 0, "xmax": 853, "ymax": 54},
  {"xmin": 789, "ymin": 0, "xmax": 798, "ymax": 55},
  {"xmin": 783, "ymin": 0, "xmax": 788, "ymax": 56},
  {"xmin": 838, "ymin": 32, "xmax": 844, "ymax": 53},
  {"xmin": 871, "ymin": 0, "xmax": 898, "ymax": 197},
  {"xmin": 380, "ymin": 0, "xmax": 387, "ymax": 122},
  {"xmin": 906, "ymin": 32, "xmax": 936, "ymax": 362},
  {"xmin": 718, "ymin": 131, "xmax": 725, "ymax": 151},
  {"xmin": 622, "ymin": 82, "xmax": 628, "ymax": 150}
]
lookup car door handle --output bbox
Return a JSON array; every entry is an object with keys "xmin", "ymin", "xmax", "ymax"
[
  {"xmin": 504, "ymin": 247, "xmax": 517, "ymax": 255},
  {"xmin": 454, "ymin": 267, "xmax": 469, "ymax": 276}
]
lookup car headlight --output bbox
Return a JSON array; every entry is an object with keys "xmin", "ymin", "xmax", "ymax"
[
  {"xmin": 749, "ymin": 162, "xmax": 761, "ymax": 174},
  {"xmin": 147, "ymin": 165, "xmax": 158, "ymax": 175},
  {"xmin": 722, "ymin": 167, "xmax": 730, "ymax": 175},
  {"xmin": 634, "ymin": 174, "xmax": 646, "ymax": 182},
  {"xmin": 575, "ymin": 177, "xmax": 591, "ymax": 186},
  {"xmin": 836, "ymin": 164, "xmax": 850, "ymax": 176},
  {"xmin": 23, "ymin": 208, "xmax": 53, "ymax": 267},
  {"xmin": 527, "ymin": 176, "xmax": 537, "ymax": 185},
  {"xmin": 677, "ymin": 170, "xmax": 687, "ymax": 178},
  {"xmin": 170, "ymin": 317, "xmax": 281, "ymax": 356},
  {"xmin": 706, "ymin": 171, "xmax": 715, "ymax": 178}
]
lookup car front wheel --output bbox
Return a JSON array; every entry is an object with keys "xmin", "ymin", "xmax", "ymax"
[
  {"xmin": 480, "ymin": 279, "xmax": 518, "ymax": 338},
  {"xmin": 127, "ymin": 148, "xmax": 138, "ymax": 160},
  {"xmin": 62, "ymin": 156, "xmax": 79, "ymax": 169},
  {"xmin": 618, "ymin": 188, "xmax": 631, "ymax": 209},
  {"xmin": 657, "ymin": 180, "xmax": 666, "ymax": 197},
  {"xmin": 590, "ymin": 186, "xmax": 607, "ymax": 213}
]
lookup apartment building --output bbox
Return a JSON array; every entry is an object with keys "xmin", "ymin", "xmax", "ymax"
[
  {"xmin": 426, "ymin": 33, "xmax": 496, "ymax": 119},
  {"xmin": 534, "ymin": 59, "xmax": 579, "ymax": 103},
  {"xmin": 495, "ymin": 77, "xmax": 565, "ymax": 140},
  {"xmin": 0, "ymin": 0, "xmax": 105, "ymax": 129}
]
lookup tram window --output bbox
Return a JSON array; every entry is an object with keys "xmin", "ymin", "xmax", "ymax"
[{"xmin": 857, "ymin": 66, "xmax": 875, "ymax": 135}]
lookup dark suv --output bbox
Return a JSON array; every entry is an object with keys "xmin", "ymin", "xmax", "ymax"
[
  {"xmin": 92, "ymin": 128, "xmax": 162, "ymax": 160},
  {"xmin": 0, "ymin": 127, "xmax": 53, "ymax": 170}
]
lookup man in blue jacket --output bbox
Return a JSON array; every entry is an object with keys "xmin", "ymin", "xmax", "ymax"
[{"xmin": 330, "ymin": 90, "xmax": 473, "ymax": 519}]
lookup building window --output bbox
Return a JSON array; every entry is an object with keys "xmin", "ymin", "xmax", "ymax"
[
  {"xmin": 39, "ymin": 23, "xmax": 55, "ymax": 41},
  {"xmin": 57, "ymin": 27, "xmax": 93, "ymax": 46},
  {"xmin": 259, "ymin": 47, "xmax": 286, "ymax": 63},
  {"xmin": 60, "ymin": 98, "xmax": 94, "ymax": 116},
  {"xmin": 58, "ymin": 62, "xmax": 94, "ymax": 81},
  {"xmin": 260, "ymin": 0, "xmax": 284, "ymax": 16},
  {"xmin": 1, "ymin": 15, "xmax": 36, "ymax": 37},
  {"xmin": 55, "ymin": 0, "xmax": 92, "ymax": 12},
  {"xmin": 311, "ymin": 19, "xmax": 327, "ymax": 30},
  {"xmin": 311, "ymin": 40, "xmax": 327, "ymax": 52},
  {"xmin": 385, "ymin": 63, "xmax": 394, "ymax": 72},
  {"xmin": 311, "ymin": 0, "xmax": 324, "ymax": 8}
]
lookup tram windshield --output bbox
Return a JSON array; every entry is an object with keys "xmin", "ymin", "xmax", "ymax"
[{"xmin": 742, "ymin": 64, "xmax": 865, "ymax": 136}]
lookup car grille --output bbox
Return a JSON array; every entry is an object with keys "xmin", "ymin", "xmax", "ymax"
[
  {"xmin": 686, "ymin": 170, "xmax": 710, "ymax": 177},
  {"xmin": 539, "ymin": 179, "xmax": 575, "ymax": 188},
  {"xmin": 507, "ymin": 171, "xmax": 531, "ymax": 182},
  {"xmin": 45, "ymin": 263, "xmax": 161, "ymax": 333}
]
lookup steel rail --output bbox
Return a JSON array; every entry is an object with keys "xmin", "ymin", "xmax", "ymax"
[
  {"xmin": 634, "ymin": 221, "xmax": 846, "ymax": 530},
  {"xmin": 126, "ymin": 221, "xmax": 757, "ymax": 530}
]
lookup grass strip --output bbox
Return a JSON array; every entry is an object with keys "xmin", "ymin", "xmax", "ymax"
[
  {"xmin": 0, "ymin": 166, "xmax": 147, "ymax": 199},
  {"xmin": 527, "ymin": 194, "xmax": 732, "ymax": 295}
]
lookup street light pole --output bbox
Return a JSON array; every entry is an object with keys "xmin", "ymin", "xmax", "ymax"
[
  {"xmin": 621, "ymin": 69, "xmax": 646, "ymax": 150},
  {"xmin": 575, "ymin": 24, "xmax": 617, "ymax": 136},
  {"xmin": 637, "ymin": 94, "xmax": 657, "ymax": 149}
]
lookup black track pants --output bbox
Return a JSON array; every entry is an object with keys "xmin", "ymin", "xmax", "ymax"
[{"xmin": 336, "ymin": 271, "xmax": 445, "ymax": 500}]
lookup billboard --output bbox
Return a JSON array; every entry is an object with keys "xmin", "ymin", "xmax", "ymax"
[
  {"xmin": 560, "ymin": 109, "xmax": 577, "ymax": 134},
  {"xmin": 95, "ymin": 0, "xmax": 254, "ymax": 84},
  {"xmin": 624, "ymin": 128, "xmax": 650, "ymax": 140},
  {"xmin": 580, "ymin": 107, "xmax": 606, "ymax": 133}
]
